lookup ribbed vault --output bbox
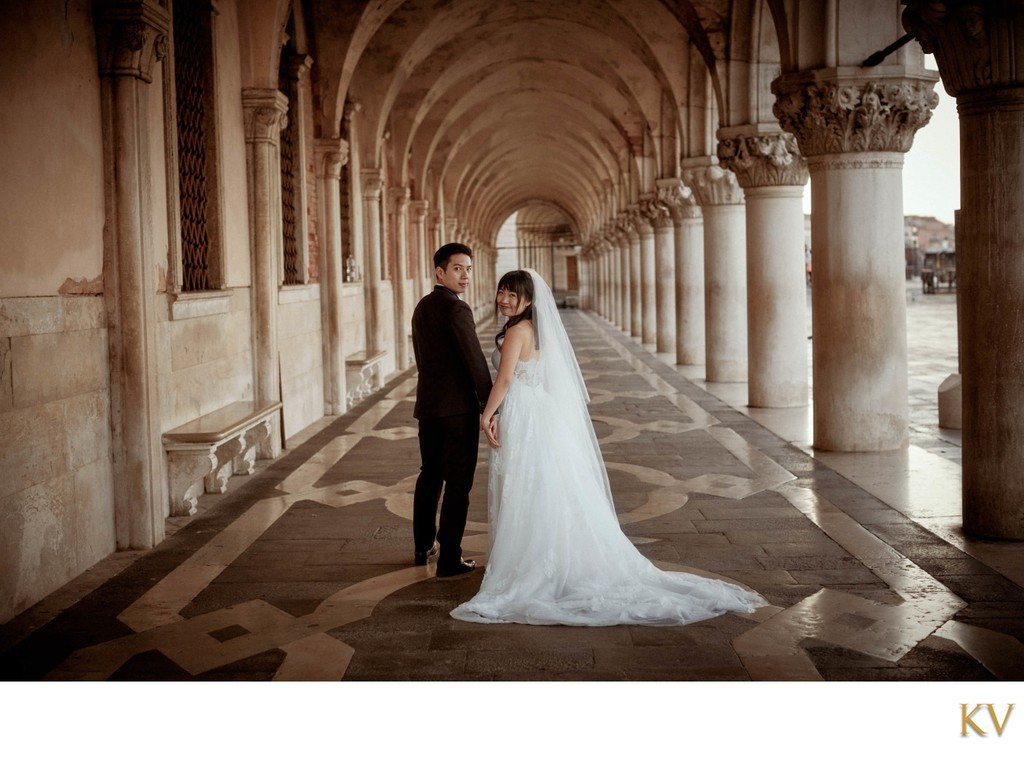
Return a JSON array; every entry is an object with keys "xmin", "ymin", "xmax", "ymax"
[{"xmin": 307, "ymin": 0, "xmax": 753, "ymax": 246}]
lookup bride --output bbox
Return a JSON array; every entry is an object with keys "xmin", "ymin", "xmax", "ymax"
[{"xmin": 450, "ymin": 269, "xmax": 767, "ymax": 626}]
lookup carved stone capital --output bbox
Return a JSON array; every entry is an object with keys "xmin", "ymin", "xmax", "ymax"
[
  {"xmin": 242, "ymin": 89, "xmax": 289, "ymax": 144},
  {"xmin": 655, "ymin": 178, "xmax": 699, "ymax": 221},
  {"xmin": 638, "ymin": 194, "xmax": 671, "ymax": 229},
  {"xmin": 903, "ymin": 1, "xmax": 1024, "ymax": 96},
  {"xmin": 680, "ymin": 159, "xmax": 744, "ymax": 206},
  {"xmin": 93, "ymin": 0, "xmax": 169, "ymax": 83},
  {"xmin": 314, "ymin": 138, "xmax": 349, "ymax": 180},
  {"xmin": 772, "ymin": 73, "xmax": 939, "ymax": 156},
  {"xmin": 387, "ymin": 186, "xmax": 411, "ymax": 212},
  {"xmin": 361, "ymin": 169, "xmax": 384, "ymax": 199},
  {"xmin": 410, "ymin": 200, "xmax": 430, "ymax": 223},
  {"xmin": 614, "ymin": 212, "xmax": 637, "ymax": 241},
  {"xmin": 716, "ymin": 128, "xmax": 809, "ymax": 188}
]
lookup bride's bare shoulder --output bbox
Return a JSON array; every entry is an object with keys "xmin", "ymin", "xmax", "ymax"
[{"xmin": 505, "ymin": 319, "xmax": 535, "ymax": 356}]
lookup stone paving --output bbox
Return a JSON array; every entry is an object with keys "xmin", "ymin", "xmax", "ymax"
[{"xmin": 1, "ymin": 282, "xmax": 1023, "ymax": 685}]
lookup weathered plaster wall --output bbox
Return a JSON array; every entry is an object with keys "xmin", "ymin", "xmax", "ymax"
[{"xmin": 0, "ymin": 2, "xmax": 105, "ymax": 298}]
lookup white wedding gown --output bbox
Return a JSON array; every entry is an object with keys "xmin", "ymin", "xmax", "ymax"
[{"xmin": 450, "ymin": 338, "xmax": 768, "ymax": 627}]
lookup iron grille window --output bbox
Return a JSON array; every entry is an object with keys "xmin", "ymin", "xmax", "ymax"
[
  {"xmin": 174, "ymin": 1, "xmax": 211, "ymax": 291},
  {"xmin": 279, "ymin": 77, "xmax": 300, "ymax": 284}
]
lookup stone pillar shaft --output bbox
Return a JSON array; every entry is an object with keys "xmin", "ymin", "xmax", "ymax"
[
  {"xmin": 674, "ymin": 212, "xmax": 705, "ymax": 365},
  {"xmin": 702, "ymin": 204, "xmax": 747, "ymax": 381},
  {"xmin": 718, "ymin": 128, "xmax": 810, "ymax": 407},
  {"xmin": 94, "ymin": 0, "xmax": 169, "ymax": 548},
  {"xmin": 616, "ymin": 234, "xmax": 630, "ymax": 332},
  {"xmin": 314, "ymin": 139, "xmax": 349, "ymax": 414},
  {"xmin": 683, "ymin": 161, "xmax": 747, "ymax": 382},
  {"xmin": 904, "ymin": 0, "xmax": 1024, "ymax": 536},
  {"xmin": 361, "ymin": 170, "xmax": 385, "ymax": 355},
  {"xmin": 811, "ymin": 154, "xmax": 908, "ymax": 448},
  {"xmin": 389, "ymin": 187, "xmax": 411, "ymax": 369},
  {"xmin": 242, "ymin": 89, "xmax": 287, "ymax": 458},
  {"xmin": 638, "ymin": 220, "xmax": 657, "ymax": 346},
  {"xmin": 628, "ymin": 229, "xmax": 642, "ymax": 338}
]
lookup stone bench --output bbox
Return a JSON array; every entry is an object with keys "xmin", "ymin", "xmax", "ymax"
[
  {"xmin": 345, "ymin": 350, "xmax": 386, "ymax": 407},
  {"xmin": 162, "ymin": 400, "xmax": 282, "ymax": 517}
]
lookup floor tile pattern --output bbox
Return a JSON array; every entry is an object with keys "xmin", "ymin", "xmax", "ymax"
[{"xmin": 1, "ymin": 287, "xmax": 1021, "ymax": 681}]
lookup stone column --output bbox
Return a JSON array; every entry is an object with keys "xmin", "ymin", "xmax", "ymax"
[
  {"xmin": 599, "ymin": 236, "xmax": 612, "ymax": 326},
  {"xmin": 242, "ymin": 89, "xmax": 288, "ymax": 457},
  {"xmin": 94, "ymin": 1, "xmax": 168, "ymax": 549},
  {"xmin": 774, "ymin": 70, "xmax": 937, "ymax": 450},
  {"xmin": 904, "ymin": 1, "xmax": 1024, "ymax": 537},
  {"xmin": 614, "ymin": 225, "xmax": 630, "ymax": 331},
  {"xmin": 410, "ymin": 200, "xmax": 430, "ymax": 300},
  {"xmin": 388, "ymin": 187, "xmax": 411, "ymax": 369},
  {"xmin": 682, "ymin": 159, "xmax": 747, "ymax": 382},
  {"xmin": 649, "ymin": 185, "xmax": 678, "ymax": 354},
  {"xmin": 661, "ymin": 182, "xmax": 703, "ymax": 365},
  {"xmin": 424, "ymin": 208, "xmax": 441, "ymax": 295},
  {"xmin": 636, "ymin": 209, "xmax": 657, "ymax": 347},
  {"xmin": 314, "ymin": 138, "xmax": 349, "ymax": 414},
  {"xmin": 719, "ymin": 127, "xmax": 810, "ymax": 407},
  {"xmin": 624, "ymin": 216, "xmax": 642, "ymax": 338},
  {"xmin": 360, "ymin": 169, "xmax": 385, "ymax": 355}
]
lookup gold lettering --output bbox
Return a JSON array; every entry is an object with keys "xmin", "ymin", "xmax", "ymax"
[
  {"xmin": 987, "ymin": 704, "xmax": 1014, "ymax": 736},
  {"xmin": 961, "ymin": 704, "xmax": 986, "ymax": 736}
]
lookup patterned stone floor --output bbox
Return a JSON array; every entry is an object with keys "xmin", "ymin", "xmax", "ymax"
[{"xmin": 2, "ymin": 280, "xmax": 1022, "ymax": 752}]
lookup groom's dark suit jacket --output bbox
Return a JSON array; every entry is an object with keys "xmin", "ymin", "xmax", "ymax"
[{"xmin": 412, "ymin": 285, "xmax": 493, "ymax": 420}]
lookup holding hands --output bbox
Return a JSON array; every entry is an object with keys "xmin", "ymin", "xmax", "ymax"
[{"xmin": 482, "ymin": 413, "xmax": 500, "ymax": 448}]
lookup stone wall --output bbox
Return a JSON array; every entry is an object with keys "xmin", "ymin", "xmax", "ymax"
[
  {"xmin": 279, "ymin": 285, "xmax": 325, "ymax": 439},
  {"xmin": 0, "ymin": 296, "xmax": 115, "ymax": 623}
]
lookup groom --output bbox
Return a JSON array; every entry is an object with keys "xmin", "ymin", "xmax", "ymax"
[{"xmin": 411, "ymin": 242, "xmax": 493, "ymax": 577}]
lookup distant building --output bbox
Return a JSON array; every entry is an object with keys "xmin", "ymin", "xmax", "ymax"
[{"xmin": 905, "ymin": 215, "xmax": 955, "ymax": 277}]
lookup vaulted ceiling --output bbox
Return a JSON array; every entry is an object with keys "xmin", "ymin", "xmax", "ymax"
[{"xmin": 297, "ymin": 1, "xmax": 772, "ymax": 245}]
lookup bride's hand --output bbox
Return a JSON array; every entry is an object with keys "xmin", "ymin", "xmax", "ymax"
[{"xmin": 484, "ymin": 415, "xmax": 500, "ymax": 448}]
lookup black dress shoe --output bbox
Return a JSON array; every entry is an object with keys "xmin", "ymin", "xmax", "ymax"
[
  {"xmin": 436, "ymin": 559, "xmax": 476, "ymax": 577},
  {"xmin": 414, "ymin": 542, "xmax": 438, "ymax": 566}
]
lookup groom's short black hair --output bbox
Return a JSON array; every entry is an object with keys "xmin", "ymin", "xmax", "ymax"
[{"xmin": 434, "ymin": 242, "xmax": 473, "ymax": 269}]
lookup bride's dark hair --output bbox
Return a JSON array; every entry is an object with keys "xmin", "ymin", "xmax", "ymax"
[{"xmin": 494, "ymin": 269, "xmax": 535, "ymax": 348}]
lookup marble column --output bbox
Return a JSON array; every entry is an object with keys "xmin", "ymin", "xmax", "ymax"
[
  {"xmin": 242, "ymin": 88, "xmax": 288, "ymax": 458},
  {"xmin": 614, "ymin": 226, "xmax": 630, "ymax": 329},
  {"xmin": 360, "ymin": 169, "xmax": 385, "ymax": 356},
  {"xmin": 599, "ymin": 236, "xmax": 612, "ymax": 326},
  {"xmin": 94, "ymin": 0, "xmax": 168, "ymax": 548},
  {"xmin": 682, "ymin": 159, "xmax": 747, "ymax": 382},
  {"xmin": 314, "ymin": 138, "xmax": 349, "ymax": 414},
  {"xmin": 625, "ymin": 216, "xmax": 642, "ymax": 339},
  {"xmin": 660, "ymin": 182, "xmax": 703, "ymax": 365},
  {"xmin": 388, "ymin": 187, "xmax": 411, "ymax": 369},
  {"xmin": 410, "ymin": 200, "xmax": 430, "ymax": 300},
  {"xmin": 719, "ymin": 127, "xmax": 810, "ymax": 407},
  {"xmin": 636, "ymin": 209, "xmax": 657, "ymax": 347},
  {"xmin": 904, "ymin": 1, "xmax": 1024, "ymax": 537},
  {"xmin": 650, "ymin": 184, "xmax": 678, "ymax": 354},
  {"xmin": 774, "ymin": 70, "xmax": 937, "ymax": 450}
]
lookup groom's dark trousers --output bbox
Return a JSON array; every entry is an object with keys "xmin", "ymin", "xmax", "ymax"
[{"xmin": 411, "ymin": 285, "xmax": 493, "ymax": 568}]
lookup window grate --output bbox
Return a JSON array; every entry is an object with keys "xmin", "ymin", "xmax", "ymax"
[{"xmin": 174, "ymin": 2, "xmax": 210, "ymax": 291}]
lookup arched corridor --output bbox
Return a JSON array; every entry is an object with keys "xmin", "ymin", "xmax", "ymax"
[
  {"xmin": 4, "ymin": 285, "xmax": 1024, "ymax": 748},
  {"xmin": 3, "ymin": 1, "xmax": 1024, "ymax": 726}
]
